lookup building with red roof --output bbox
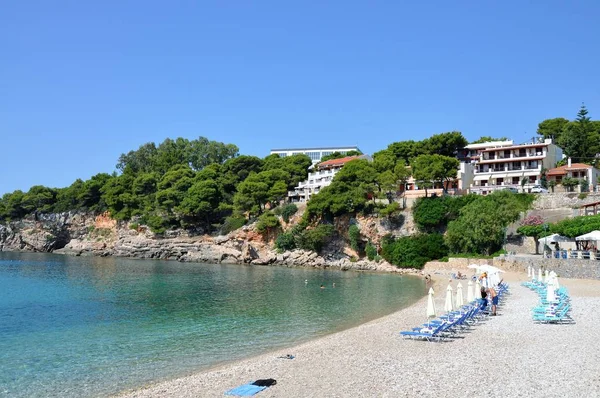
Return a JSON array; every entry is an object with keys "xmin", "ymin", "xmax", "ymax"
[
  {"xmin": 288, "ymin": 155, "xmax": 371, "ymax": 202},
  {"xmin": 546, "ymin": 158, "xmax": 600, "ymax": 192}
]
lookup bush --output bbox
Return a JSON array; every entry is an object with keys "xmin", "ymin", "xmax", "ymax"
[
  {"xmin": 296, "ymin": 224, "xmax": 335, "ymax": 253},
  {"xmin": 578, "ymin": 192, "xmax": 588, "ymax": 200},
  {"xmin": 145, "ymin": 215, "xmax": 166, "ymax": 234},
  {"xmin": 256, "ymin": 211, "xmax": 280, "ymax": 234},
  {"xmin": 129, "ymin": 223, "xmax": 139, "ymax": 230},
  {"xmin": 444, "ymin": 191, "xmax": 533, "ymax": 255},
  {"xmin": 365, "ymin": 241, "xmax": 377, "ymax": 261},
  {"xmin": 348, "ymin": 224, "xmax": 361, "ymax": 253},
  {"xmin": 275, "ymin": 232, "xmax": 296, "ymax": 251},
  {"xmin": 279, "ymin": 203, "xmax": 298, "ymax": 223},
  {"xmin": 220, "ymin": 214, "xmax": 246, "ymax": 235},
  {"xmin": 379, "ymin": 202, "xmax": 400, "ymax": 217},
  {"xmin": 412, "ymin": 195, "xmax": 479, "ymax": 233},
  {"xmin": 381, "ymin": 233, "xmax": 448, "ymax": 269}
]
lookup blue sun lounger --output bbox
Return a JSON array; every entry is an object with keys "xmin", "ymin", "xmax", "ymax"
[{"xmin": 400, "ymin": 323, "xmax": 447, "ymax": 342}]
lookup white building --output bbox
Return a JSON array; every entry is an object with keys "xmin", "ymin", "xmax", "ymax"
[
  {"xmin": 464, "ymin": 138, "xmax": 563, "ymax": 194},
  {"xmin": 270, "ymin": 146, "xmax": 361, "ymax": 164},
  {"xmin": 288, "ymin": 155, "xmax": 370, "ymax": 202}
]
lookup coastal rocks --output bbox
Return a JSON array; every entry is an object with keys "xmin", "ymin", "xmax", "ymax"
[
  {"xmin": 0, "ymin": 213, "xmax": 75, "ymax": 252},
  {"xmin": 0, "ymin": 210, "xmax": 414, "ymax": 275}
]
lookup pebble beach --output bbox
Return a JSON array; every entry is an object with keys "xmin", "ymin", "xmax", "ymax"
[{"xmin": 117, "ymin": 271, "xmax": 600, "ymax": 398}]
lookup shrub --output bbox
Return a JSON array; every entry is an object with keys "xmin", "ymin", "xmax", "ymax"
[
  {"xmin": 365, "ymin": 241, "xmax": 377, "ymax": 261},
  {"xmin": 348, "ymin": 224, "xmax": 361, "ymax": 253},
  {"xmin": 579, "ymin": 192, "xmax": 588, "ymax": 200},
  {"xmin": 145, "ymin": 215, "xmax": 166, "ymax": 234},
  {"xmin": 296, "ymin": 224, "xmax": 335, "ymax": 253},
  {"xmin": 444, "ymin": 191, "xmax": 533, "ymax": 255},
  {"xmin": 379, "ymin": 202, "xmax": 400, "ymax": 217},
  {"xmin": 381, "ymin": 233, "xmax": 448, "ymax": 269},
  {"xmin": 129, "ymin": 223, "xmax": 139, "ymax": 230},
  {"xmin": 219, "ymin": 215, "xmax": 246, "ymax": 235},
  {"xmin": 256, "ymin": 212, "xmax": 280, "ymax": 234},
  {"xmin": 279, "ymin": 203, "xmax": 298, "ymax": 223},
  {"xmin": 275, "ymin": 232, "xmax": 296, "ymax": 251}
]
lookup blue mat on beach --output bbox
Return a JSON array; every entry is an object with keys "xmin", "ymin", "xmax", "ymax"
[{"xmin": 224, "ymin": 383, "xmax": 267, "ymax": 396}]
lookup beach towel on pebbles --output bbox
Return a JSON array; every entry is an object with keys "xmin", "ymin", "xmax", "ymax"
[{"xmin": 225, "ymin": 379, "xmax": 276, "ymax": 396}]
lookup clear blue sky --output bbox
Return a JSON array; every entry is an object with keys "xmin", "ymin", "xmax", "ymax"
[{"xmin": 2, "ymin": 1, "xmax": 599, "ymax": 195}]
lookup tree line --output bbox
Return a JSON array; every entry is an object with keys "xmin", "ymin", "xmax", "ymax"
[{"xmin": 1, "ymin": 105, "xmax": 595, "ymax": 262}]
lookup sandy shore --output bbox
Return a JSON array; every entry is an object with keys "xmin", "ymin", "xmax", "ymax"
[{"xmin": 117, "ymin": 271, "xmax": 600, "ymax": 398}]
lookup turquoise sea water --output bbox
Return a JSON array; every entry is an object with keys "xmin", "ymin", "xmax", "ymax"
[{"xmin": 0, "ymin": 252, "xmax": 424, "ymax": 397}]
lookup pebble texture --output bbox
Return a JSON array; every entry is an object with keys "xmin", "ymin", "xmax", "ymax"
[{"xmin": 117, "ymin": 273, "xmax": 600, "ymax": 398}]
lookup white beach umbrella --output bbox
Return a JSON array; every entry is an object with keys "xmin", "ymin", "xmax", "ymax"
[
  {"xmin": 475, "ymin": 279, "xmax": 482, "ymax": 299},
  {"xmin": 546, "ymin": 281, "xmax": 557, "ymax": 303},
  {"xmin": 445, "ymin": 285, "xmax": 454, "ymax": 312},
  {"xmin": 467, "ymin": 280, "xmax": 474, "ymax": 303},
  {"xmin": 527, "ymin": 266, "xmax": 531, "ymax": 278},
  {"xmin": 456, "ymin": 283, "xmax": 464, "ymax": 308},
  {"xmin": 544, "ymin": 269, "xmax": 549, "ymax": 283},
  {"xmin": 426, "ymin": 287, "xmax": 436, "ymax": 326},
  {"xmin": 538, "ymin": 268, "xmax": 542, "ymax": 281}
]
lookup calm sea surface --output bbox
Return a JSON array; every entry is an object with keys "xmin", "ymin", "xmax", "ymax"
[{"xmin": 0, "ymin": 252, "xmax": 424, "ymax": 397}]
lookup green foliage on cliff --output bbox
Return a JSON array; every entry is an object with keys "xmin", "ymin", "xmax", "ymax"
[
  {"xmin": 413, "ymin": 194, "xmax": 479, "ymax": 233},
  {"xmin": 0, "ymin": 137, "xmax": 311, "ymax": 236},
  {"xmin": 444, "ymin": 191, "xmax": 533, "ymax": 255},
  {"xmin": 348, "ymin": 224, "xmax": 361, "ymax": 253},
  {"xmin": 381, "ymin": 233, "xmax": 448, "ymax": 269}
]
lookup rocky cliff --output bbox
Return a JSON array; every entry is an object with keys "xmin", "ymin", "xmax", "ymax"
[{"xmin": 0, "ymin": 209, "xmax": 418, "ymax": 273}]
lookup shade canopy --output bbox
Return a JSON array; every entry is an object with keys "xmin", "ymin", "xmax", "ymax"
[
  {"xmin": 539, "ymin": 234, "xmax": 571, "ymax": 244},
  {"xmin": 575, "ymin": 230, "xmax": 600, "ymax": 241},
  {"xmin": 468, "ymin": 264, "xmax": 505, "ymax": 274}
]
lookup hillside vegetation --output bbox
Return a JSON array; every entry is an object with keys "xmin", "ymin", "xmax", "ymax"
[{"xmin": 1, "ymin": 104, "xmax": 599, "ymax": 266}]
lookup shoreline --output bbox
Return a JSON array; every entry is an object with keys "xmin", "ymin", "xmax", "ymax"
[
  {"xmin": 114, "ymin": 274, "xmax": 446, "ymax": 398},
  {"xmin": 116, "ymin": 271, "xmax": 600, "ymax": 397}
]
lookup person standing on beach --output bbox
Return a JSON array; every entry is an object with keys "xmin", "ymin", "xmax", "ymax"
[{"xmin": 489, "ymin": 286, "xmax": 498, "ymax": 315}]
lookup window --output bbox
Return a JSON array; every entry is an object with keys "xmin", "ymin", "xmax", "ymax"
[
  {"xmin": 321, "ymin": 151, "xmax": 332, "ymax": 157},
  {"xmin": 306, "ymin": 151, "xmax": 320, "ymax": 161},
  {"xmin": 278, "ymin": 153, "xmax": 287, "ymax": 157}
]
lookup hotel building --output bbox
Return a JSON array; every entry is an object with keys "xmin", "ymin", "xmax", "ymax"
[{"xmin": 464, "ymin": 139, "xmax": 563, "ymax": 194}]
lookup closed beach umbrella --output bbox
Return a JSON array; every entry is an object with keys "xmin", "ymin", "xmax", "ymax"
[
  {"xmin": 475, "ymin": 279, "xmax": 482, "ymax": 299},
  {"xmin": 427, "ymin": 287, "xmax": 436, "ymax": 318},
  {"xmin": 544, "ymin": 269, "xmax": 549, "ymax": 283},
  {"xmin": 527, "ymin": 266, "xmax": 531, "ymax": 278},
  {"xmin": 538, "ymin": 268, "xmax": 542, "ymax": 281},
  {"xmin": 425, "ymin": 287, "xmax": 436, "ymax": 327},
  {"xmin": 546, "ymin": 280, "xmax": 557, "ymax": 303},
  {"xmin": 445, "ymin": 285, "xmax": 454, "ymax": 312},
  {"xmin": 467, "ymin": 280, "xmax": 474, "ymax": 303},
  {"xmin": 456, "ymin": 283, "xmax": 464, "ymax": 308}
]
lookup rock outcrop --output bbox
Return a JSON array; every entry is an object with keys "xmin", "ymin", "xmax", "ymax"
[{"xmin": 0, "ymin": 210, "xmax": 418, "ymax": 274}]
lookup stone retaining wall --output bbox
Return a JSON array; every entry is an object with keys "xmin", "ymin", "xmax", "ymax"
[{"xmin": 493, "ymin": 255, "xmax": 600, "ymax": 279}]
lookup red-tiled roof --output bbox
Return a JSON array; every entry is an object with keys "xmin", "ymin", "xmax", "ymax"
[
  {"xmin": 546, "ymin": 163, "xmax": 592, "ymax": 176},
  {"xmin": 317, "ymin": 155, "xmax": 361, "ymax": 168}
]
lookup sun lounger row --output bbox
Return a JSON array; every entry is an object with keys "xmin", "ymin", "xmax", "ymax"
[
  {"xmin": 521, "ymin": 279, "xmax": 573, "ymax": 324},
  {"xmin": 400, "ymin": 283, "xmax": 509, "ymax": 342}
]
